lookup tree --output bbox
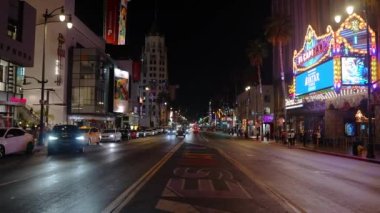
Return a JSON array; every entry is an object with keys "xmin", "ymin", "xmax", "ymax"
[
  {"xmin": 246, "ymin": 38, "xmax": 268, "ymax": 139},
  {"xmin": 265, "ymin": 13, "xmax": 292, "ymax": 130}
]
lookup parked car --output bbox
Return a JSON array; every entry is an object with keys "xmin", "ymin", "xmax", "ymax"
[
  {"xmin": 101, "ymin": 129, "xmax": 122, "ymax": 142},
  {"xmin": 47, "ymin": 125, "xmax": 87, "ymax": 155},
  {"xmin": 78, "ymin": 126, "xmax": 101, "ymax": 145},
  {"xmin": 0, "ymin": 127, "xmax": 35, "ymax": 158}
]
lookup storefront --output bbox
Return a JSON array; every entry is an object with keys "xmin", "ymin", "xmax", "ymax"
[{"xmin": 289, "ymin": 13, "xmax": 379, "ymax": 142}]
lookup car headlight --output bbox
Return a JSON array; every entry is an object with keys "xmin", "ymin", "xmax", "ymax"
[
  {"xmin": 110, "ymin": 134, "xmax": 114, "ymax": 138},
  {"xmin": 75, "ymin": 136, "xmax": 85, "ymax": 141},
  {"xmin": 48, "ymin": 135, "xmax": 58, "ymax": 141}
]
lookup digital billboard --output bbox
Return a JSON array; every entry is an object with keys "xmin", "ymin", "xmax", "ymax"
[
  {"xmin": 295, "ymin": 60, "xmax": 334, "ymax": 96},
  {"xmin": 114, "ymin": 68, "xmax": 129, "ymax": 114},
  {"xmin": 341, "ymin": 57, "xmax": 368, "ymax": 85}
]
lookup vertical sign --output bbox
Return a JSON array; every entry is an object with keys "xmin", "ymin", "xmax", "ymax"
[
  {"xmin": 132, "ymin": 60, "xmax": 141, "ymax": 82},
  {"xmin": 105, "ymin": 0, "xmax": 119, "ymax": 45},
  {"xmin": 118, "ymin": 0, "xmax": 127, "ymax": 45}
]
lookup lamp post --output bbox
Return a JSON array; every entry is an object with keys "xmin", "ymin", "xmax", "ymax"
[
  {"xmin": 245, "ymin": 86, "xmax": 251, "ymax": 138},
  {"xmin": 38, "ymin": 6, "xmax": 72, "ymax": 145},
  {"xmin": 335, "ymin": 4, "xmax": 375, "ymax": 158},
  {"xmin": 164, "ymin": 102, "xmax": 167, "ymax": 126},
  {"xmin": 363, "ymin": 2, "xmax": 375, "ymax": 158}
]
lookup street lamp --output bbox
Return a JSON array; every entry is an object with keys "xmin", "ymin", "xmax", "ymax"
[
  {"xmin": 38, "ymin": 6, "xmax": 72, "ymax": 145},
  {"xmin": 335, "ymin": 4, "xmax": 375, "ymax": 158},
  {"xmin": 245, "ymin": 86, "xmax": 251, "ymax": 138}
]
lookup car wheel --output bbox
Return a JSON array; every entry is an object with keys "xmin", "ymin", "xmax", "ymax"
[
  {"xmin": 0, "ymin": 145, "xmax": 5, "ymax": 158},
  {"xmin": 26, "ymin": 142, "xmax": 34, "ymax": 154}
]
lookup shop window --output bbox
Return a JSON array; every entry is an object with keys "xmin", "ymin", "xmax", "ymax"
[{"xmin": 7, "ymin": 20, "xmax": 18, "ymax": 40}]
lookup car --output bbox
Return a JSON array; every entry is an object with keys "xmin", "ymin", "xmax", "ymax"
[
  {"xmin": 47, "ymin": 125, "xmax": 88, "ymax": 155},
  {"xmin": 0, "ymin": 127, "xmax": 35, "ymax": 158},
  {"xmin": 100, "ymin": 129, "xmax": 122, "ymax": 142},
  {"xmin": 176, "ymin": 129, "xmax": 186, "ymax": 137},
  {"xmin": 79, "ymin": 126, "xmax": 101, "ymax": 145},
  {"xmin": 167, "ymin": 128, "xmax": 176, "ymax": 135}
]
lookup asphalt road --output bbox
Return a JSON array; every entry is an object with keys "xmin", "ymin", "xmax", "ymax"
[
  {"xmin": 197, "ymin": 132, "xmax": 380, "ymax": 213},
  {"xmin": 1, "ymin": 132, "xmax": 380, "ymax": 213},
  {"xmin": 0, "ymin": 135, "xmax": 180, "ymax": 213}
]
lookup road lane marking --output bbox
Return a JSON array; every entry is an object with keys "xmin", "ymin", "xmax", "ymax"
[
  {"xmin": 102, "ymin": 141, "xmax": 184, "ymax": 213},
  {"xmin": 216, "ymin": 148, "xmax": 306, "ymax": 213}
]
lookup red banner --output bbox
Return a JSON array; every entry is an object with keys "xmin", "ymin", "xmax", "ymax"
[
  {"xmin": 105, "ymin": 0, "xmax": 119, "ymax": 45},
  {"xmin": 132, "ymin": 61, "xmax": 141, "ymax": 82}
]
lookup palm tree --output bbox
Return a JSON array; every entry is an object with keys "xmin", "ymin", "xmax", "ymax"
[
  {"xmin": 246, "ymin": 38, "xmax": 268, "ymax": 112},
  {"xmin": 265, "ymin": 13, "xmax": 292, "ymax": 131}
]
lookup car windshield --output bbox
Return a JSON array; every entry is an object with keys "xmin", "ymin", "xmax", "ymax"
[
  {"xmin": 0, "ymin": 128, "xmax": 7, "ymax": 137},
  {"xmin": 103, "ymin": 129, "xmax": 116, "ymax": 133},
  {"xmin": 53, "ymin": 125, "xmax": 79, "ymax": 133}
]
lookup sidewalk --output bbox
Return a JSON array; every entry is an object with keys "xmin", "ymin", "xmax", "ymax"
[{"xmin": 218, "ymin": 131, "xmax": 380, "ymax": 164}]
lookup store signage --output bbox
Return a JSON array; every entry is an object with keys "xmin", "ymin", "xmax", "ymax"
[
  {"xmin": 295, "ymin": 60, "xmax": 334, "ymax": 96},
  {"xmin": 10, "ymin": 97, "xmax": 27, "ymax": 104},
  {"xmin": 293, "ymin": 25, "xmax": 333, "ymax": 71},
  {"xmin": 262, "ymin": 114, "xmax": 274, "ymax": 123}
]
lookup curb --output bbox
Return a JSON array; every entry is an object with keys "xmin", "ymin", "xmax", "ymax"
[
  {"xmin": 296, "ymin": 146, "xmax": 380, "ymax": 164},
  {"xmin": 214, "ymin": 132, "xmax": 380, "ymax": 165}
]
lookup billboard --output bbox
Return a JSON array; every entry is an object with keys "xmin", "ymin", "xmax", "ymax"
[
  {"xmin": 114, "ymin": 68, "xmax": 129, "ymax": 113},
  {"xmin": 117, "ymin": 0, "xmax": 127, "ymax": 45},
  {"xmin": 341, "ymin": 57, "xmax": 368, "ymax": 85},
  {"xmin": 295, "ymin": 60, "xmax": 334, "ymax": 96},
  {"xmin": 105, "ymin": 0, "xmax": 128, "ymax": 45},
  {"xmin": 105, "ymin": 0, "xmax": 119, "ymax": 45}
]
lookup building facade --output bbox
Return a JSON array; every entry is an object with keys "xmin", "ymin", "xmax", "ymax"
[
  {"xmin": 131, "ymin": 25, "xmax": 169, "ymax": 128},
  {"xmin": 272, "ymin": 0, "xmax": 380, "ymax": 156},
  {"xmin": 24, "ymin": 0, "xmax": 129, "ymax": 129},
  {"xmin": 235, "ymin": 85, "xmax": 274, "ymax": 138},
  {"xmin": 0, "ymin": 0, "xmax": 36, "ymax": 127}
]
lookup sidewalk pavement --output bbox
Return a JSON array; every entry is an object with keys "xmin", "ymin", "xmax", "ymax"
[{"xmin": 220, "ymin": 131, "xmax": 380, "ymax": 164}]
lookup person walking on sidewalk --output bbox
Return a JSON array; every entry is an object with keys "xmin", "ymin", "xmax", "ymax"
[{"xmin": 287, "ymin": 129, "xmax": 295, "ymax": 148}]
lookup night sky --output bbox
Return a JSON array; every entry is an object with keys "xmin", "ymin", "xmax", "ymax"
[{"xmin": 76, "ymin": 0, "xmax": 272, "ymax": 120}]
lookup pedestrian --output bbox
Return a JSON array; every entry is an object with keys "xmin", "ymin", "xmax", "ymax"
[
  {"xmin": 316, "ymin": 130, "xmax": 321, "ymax": 147},
  {"xmin": 302, "ymin": 131, "xmax": 306, "ymax": 147}
]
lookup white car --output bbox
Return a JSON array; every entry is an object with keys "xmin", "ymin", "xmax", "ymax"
[
  {"xmin": 0, "ymin": 127, "xmax": 35, "ymax": 158},
  {"xmin": 100, "ymin": 129, "xmax": 122, "ymax": 142}
]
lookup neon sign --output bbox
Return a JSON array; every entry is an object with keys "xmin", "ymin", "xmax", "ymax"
[{"xmin": 293, "ymin": 25, "xmax": 334, "ymax": 72}]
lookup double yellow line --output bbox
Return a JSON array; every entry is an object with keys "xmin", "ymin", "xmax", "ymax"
[{"xmin": 102, "ymin": 141, "xmax": 184, "ymax": 213}]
